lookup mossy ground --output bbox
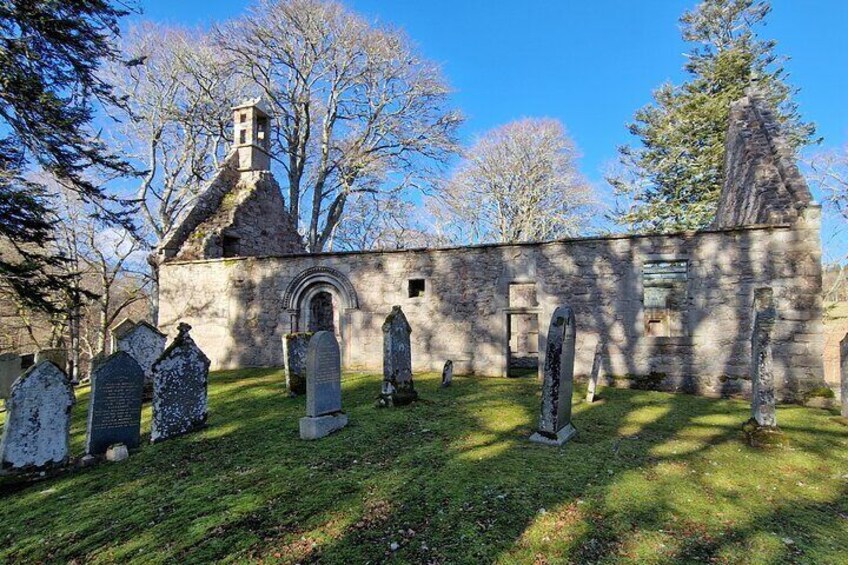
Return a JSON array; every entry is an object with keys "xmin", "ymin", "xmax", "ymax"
[{"xmin": 1, "ymin": 369, "xmax": 847, "ymax": 564}]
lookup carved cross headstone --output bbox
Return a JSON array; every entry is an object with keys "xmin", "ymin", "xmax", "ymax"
[
  {"xmin": 840, "ymin": 333, "xmax": 847, "ymax": 419},
  {"xmin": 0, "ymin": 361, "xmax": 75, "ymax": 472},
  {"xmin": 114, "ymin": 321, "xmax": 166, "ymax": 400},
  {"xmin": 585, "ymin": 341, "xmax": 603, "ymax": 403},
  {"xmin": 299, "ymin": 331, "xmax": 348, "ymax": 439},
  {"xmin": 85, "ymin": 352, "xmax": 144, "ymax": 456},
  {"xmin": 441, "ymin": 360, "xmax": 453, "ymax": 388},
  {"xmin": 530, "ymin": 306, "xmax": 578, "ymax": 446},
  {"xmin": 379, "ymin": 306, "xmax": 417, "ymax": 406},
  {"xmin": 751, "ymin": 288, "xmax": 777, "ymax": 428},
  {"xmin": 283, "ymin": 332, "xmax": 313, "ymax": 396},
  {"xmin": 150, "ymin": 323, "xmax": 210, "ymax": 443}
]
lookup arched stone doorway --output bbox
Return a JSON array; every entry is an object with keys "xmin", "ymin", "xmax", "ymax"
[{"xmin": 282, "ymin": 266, "xmax": 359, "ymax": 366}]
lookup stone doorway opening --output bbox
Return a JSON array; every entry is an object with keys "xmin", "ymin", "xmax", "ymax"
[
  {"xmin": 308, "ymin": 291, "xmax": 336, "ymax": 333},
  {"xmin": 507, "ymin": 312, "xmax": 539, "ymax": 377}
]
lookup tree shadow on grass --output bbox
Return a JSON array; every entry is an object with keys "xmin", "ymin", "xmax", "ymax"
[{"xmin": 0, "ymin": 370, "xmax": 846, "ymax": 564}]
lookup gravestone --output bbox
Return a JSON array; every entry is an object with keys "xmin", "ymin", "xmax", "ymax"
[
  {"xmin": 0, "ymin": 353, "xmax": 22, "ymax": 400},
  {"xmin": 0, "ymin": 361, "xmax": 75, "ymax": 472},
  {"xmin": 299, "ymin": 332, "xmax": 348, "ymax": 439},
  {"xmin": 441, "ymin": 360, "xmax": 453, "ymax": 388},
  {"xmin": 585, "ymin": 341, "xmax": 603, "ymax": 403},
  {"xmin": 530, "ymin": 306, "xmax": 578, "ymax": 446},
  {"xmin": 379, "ymin": 306, "xmax": 417, "ymax": 406},
  {"xmin": 751, "ymin": 288, "xmax": 777, "ymax": 428},
  {"xmin": 840, "ymin": 333, "xmax": 847, "ymax": 419},
  {"xmin": 114, "ymin": 321, "xmax": 166, "ymax": 400},
  {"xmin": 283, "ymin": 332, "xmax": 313, "ymax": 396},
  {"xmin": 85, "ymin": 352, "xmax": 144, "ymax": 456},
  {"xmin": 35, "ymin": 349, "xmax": 67, "ymax": 372},
  {"xmin": 150, "ymin": 323, "xmax": 210, "ymax": 443}
]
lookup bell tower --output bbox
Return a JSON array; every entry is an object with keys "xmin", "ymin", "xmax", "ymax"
[{"xmin": 232, "ymin": 98, "xmax": 271, "ymax": 172}]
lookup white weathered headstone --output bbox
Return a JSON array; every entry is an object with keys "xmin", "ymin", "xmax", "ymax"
[
  {"xmin": 585, "ymin": 341, "xmax": 603, "ymax": 403},
  {"xmin": 299, "ymin": 332, "xmax": 348, "ymax": 440},
  {"xmin": 530, "ymin": 306, "xmax": 578, "ymax": 446},
  {"xmin": 441, "ymin": 360, "xmax": 453, "ymax": 388},
  {"xmin": 0, "ymin": 362, "xmax": 75, "ymax": 473},
  {"xmin": 150, "ymin": 323, "xmax": 210, "ymax": 443},
  {"xmin": 840, "ymin": 333, "xmax": 847, "ymax": 419},
  {"xmin": 114, "ymin": 321, "xmax": 166, "ymax": 399},
  {"xmin": 379, "ymin": 306, "xmax": 417, "ymax": 406},
  {"xmin": 751, "ymin": 288, "xmax": 777, "ymax": 428},
  {"xmin": 0, "ymin": 353, "xmax": 22, "ymax": 400}
]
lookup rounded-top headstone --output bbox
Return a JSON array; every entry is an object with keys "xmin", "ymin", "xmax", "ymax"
[{"xmin": 305, "ymin": 331, "xmax": 342, "ymax": 417}]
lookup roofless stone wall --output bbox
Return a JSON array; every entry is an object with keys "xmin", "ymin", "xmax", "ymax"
[
  {"xmin": 714, "ymin": 92, "xmax": 813, "ymax": 228},
  {"xmin": 159, "ymin": 212, "xmax": 824, "ymax": 402}
]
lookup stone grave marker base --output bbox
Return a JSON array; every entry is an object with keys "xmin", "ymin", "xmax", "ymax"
[
  {"xmin": 530, "ymin": 423, "xmax": 577, "ymax": 447},
  {"xmin": 743, "ymin": 418, "xmax": 786, "ymax": 448},
  {"xmin": 299, "ymin": 412, "xmax": 348, "ymax": 440}
]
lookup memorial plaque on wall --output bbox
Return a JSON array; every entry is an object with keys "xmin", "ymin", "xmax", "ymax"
[{"xmin": 85, "ymin": 352, "xmax": 145, "ymax": 455}]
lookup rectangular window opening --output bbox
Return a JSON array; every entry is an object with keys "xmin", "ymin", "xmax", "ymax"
[
  {"xmin": 408, "ymin": 278, "xmax": 426, "ymax": 298},
  {"xmin": 222, "ymin": 235, "xmax": 240, "ymax": 258},
  {"xmin": 643, "ymin": 260, "xmax": 688, "ymax": 337}
]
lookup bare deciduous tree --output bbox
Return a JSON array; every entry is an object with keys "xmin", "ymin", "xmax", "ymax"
[
  {"xmin": 217, "ymin": 0, "xmax": 462, "ymax": 252},
  {"xmin": 811, "ymin": 144, "xmax": 848, "ymax": 223},
  {"xmin": 105, "ymin": 23, "xmax": 245, "ymax": 320},
  {"xmin": 429, "ymin": 118, "xmax": 596, "ymax": 245}
]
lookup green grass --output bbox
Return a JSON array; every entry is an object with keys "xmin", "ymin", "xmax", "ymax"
[{"xmin": 1, "ymin": 370, "xmax": 847, "ymax": 564}]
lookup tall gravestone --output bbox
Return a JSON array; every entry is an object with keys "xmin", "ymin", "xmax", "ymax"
[
  {"xmin": 283, "ymin": 332, "xmax": 313, "ymax": 396},
  {"xmin": 114, "ymin": 321, "xmax": 166, "ymax": 400},
  {"xmin": 299, "ymin": 332, "xmax": 348, "ymax": 439},
  {"xmin": 585, "ymin": 341, "xmax": 603, "ymax": 403},
  {"xmin": 0, "ymin": 353, "xmax": 22, "ymax": 401},
  {"xmin": 751, "ymin": 288, "xmax": 777, "ymax": 428},
  {"xmin": 35, "ymin": 349, "xmax": 67, "ymax": 372},
  {"xmin": 441, "ymin": 360, "xmax": 453, "ymax": 388},
  {"xmin": 85, "ymin": 352, "xmax": 145, "ymax": 456},
  {"xmin": 840, "ymin": 333, "xmax": 847, "ymax": 419},
  {"xmin": 379, "ymin": 306, "xmax": 417, "ymax": 406},
  {"xmin": 150, "ymin": 323, "xmax": 210, "ymax": 443},
  {"xmin": 530, "ymin": 306, "xmax": 578, "ymax": 446},
  {"xmin": 0, "ymin": 362, "xmax": 75, "ymax": 473}
]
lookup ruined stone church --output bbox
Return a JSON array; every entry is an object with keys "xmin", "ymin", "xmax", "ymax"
[{"xmin": 158, "ymin": 94, "xmax": 824, "ymax": 401}]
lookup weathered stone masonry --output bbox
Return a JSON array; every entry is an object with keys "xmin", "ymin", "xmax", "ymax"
[{"xmin": 158, "ymin": 93, "xmax": 824, "ymax": 401}]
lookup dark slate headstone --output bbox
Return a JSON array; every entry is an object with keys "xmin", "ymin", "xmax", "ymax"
[
  {"xmin": 150, "ymin": 323, "xmax": 210, "ymax": 443},
  {"xmin": 0, "ymin": 361, "xmax": 75, "ymax": 472},
  {"xmin": 115, "ymin": 321, "xmax": 166, "ymax": 400},
  {"xmin": 751, "ymin": 288, "xmax": 777, "ymax": 428},
  {"xmin": 379, "ymin": 306, "xmax": 417, "ymax": 406},
  {"xmin": 441, "ymin": 360, "xmax": 453, "ymax": 388},
  {"xmin": 530, "ymin": 306, "xmax": 577, "ymax": 446},
  {"xmin": 300, "ymin": 332, "xmax": 348, "ymax": 439},
  {"xmin": 85, "ymin": 352, "xmax": 144, "ymax": 456},
  {"xmin": 841, "ymin": 333, "xmax": 847, "ymax": 419},
  {"xmin": 585, "ymin": 341, "xmax": 603, "ymax": 403},
  {"xmin": 283, "ymin": 332, "xmax": 313, "ymax": 396}
]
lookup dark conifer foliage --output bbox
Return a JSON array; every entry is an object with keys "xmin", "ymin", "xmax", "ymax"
[{"xmin": 0, "ymin": 1, "xmax": 136, "ymax": 312}]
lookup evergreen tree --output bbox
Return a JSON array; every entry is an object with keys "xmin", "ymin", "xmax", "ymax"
[
  {"xmin": 609, "ymin": 0, "xmax": 816, "ymax": 232},
  {"xmin": 0, "ymin": 1, "xmax": 135, "ymax": 312}
]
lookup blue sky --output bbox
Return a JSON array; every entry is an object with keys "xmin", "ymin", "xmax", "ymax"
[{"xmin": 129, "ymin": 0, "xmax": 848, "ymax": 260}]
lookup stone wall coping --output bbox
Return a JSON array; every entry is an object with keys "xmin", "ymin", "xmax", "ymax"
[{"xmin": 161, "ymin": 221, "xmax": 797, "ymax": 267}]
